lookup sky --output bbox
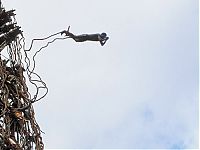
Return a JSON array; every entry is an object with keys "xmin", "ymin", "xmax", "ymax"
[{"xmin": 2, "ymin": 0, "xmax": 199, "ymax": 149}]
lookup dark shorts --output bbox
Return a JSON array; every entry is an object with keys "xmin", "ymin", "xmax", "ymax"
[{"xmin": 74, "ymin": 34, "xmax": 99, "ymax": 42}]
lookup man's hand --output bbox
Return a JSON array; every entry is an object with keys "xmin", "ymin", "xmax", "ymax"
[
  {"xmin": 105, "ymin": 37, "xmax": 109, "ymax": 41},
  {"xmin": 100, "ymin": 37, "xmax": 109, "ymax": 46}
]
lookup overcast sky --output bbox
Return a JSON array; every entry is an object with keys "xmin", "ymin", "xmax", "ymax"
[{"xmin": 3, "ymin": 0, "xmax": 199, "ymax": 149}]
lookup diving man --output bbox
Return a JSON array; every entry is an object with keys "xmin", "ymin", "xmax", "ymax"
[{"xmin": 61, "ymin": 27, "xmax": 109, "ymax": 46}]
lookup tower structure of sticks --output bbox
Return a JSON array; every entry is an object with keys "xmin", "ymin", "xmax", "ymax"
[{"xmin": 0, "ymin": 1, "xmax": 44, "ymax": 150}]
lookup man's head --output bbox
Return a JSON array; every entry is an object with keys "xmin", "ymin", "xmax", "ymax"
[{"xmin": 100, "ymin": 32, "xmax": 107, "ymax": 39}]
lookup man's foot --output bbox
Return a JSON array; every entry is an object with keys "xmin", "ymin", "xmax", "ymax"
[{"xmin": 61, "ymin": 30, "xmax": 70, "ymax": 36}]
